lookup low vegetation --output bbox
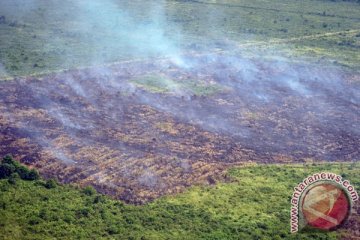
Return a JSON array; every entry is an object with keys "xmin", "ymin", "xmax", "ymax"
[
  {"xmin": 1, "ymin": 155, "xmax": 358, "ymax": 239},
  {"xmin": 0, "ymin": 0, "xmax": 359, "ymax": 78},
  {"xmin": 131, "ymin": 75, "xmax": 224, "ymax": 96}
]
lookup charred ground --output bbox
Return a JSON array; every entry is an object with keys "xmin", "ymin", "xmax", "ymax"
[{"xmin": 0, "ymin": 54, "xmax": 359, "ymax": 203}]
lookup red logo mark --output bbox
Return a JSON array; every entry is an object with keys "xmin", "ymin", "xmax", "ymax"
[{"xmin": 301, "ymin": 183, "xmax": 351, "ymax": 230}]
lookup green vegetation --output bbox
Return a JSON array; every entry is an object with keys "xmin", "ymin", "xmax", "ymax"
[
  {"xmin": 0, "ymin": 0, "xmax": 359, "ymax": 78},
  {"xmin": 131, "ymin": 75, "xmax": 181, "ymax": 94},
  {"xmin": 0, "ymin": 155, "xmax": 39, "ymax": 181},
  {"xmin": 1, "ymin": 155, "xmax": 359, "ymax": 239},
  {"xmin": 131, "ymin": 75, "xmax": 224, "ymax": 96}
]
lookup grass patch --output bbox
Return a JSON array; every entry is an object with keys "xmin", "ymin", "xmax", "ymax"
[
  {"xmin": 131, "ymin": 75, "xmax": 180, "ymax": 94},
  {"xmin": 131, "ymin": 74, "xmax": 223, "ymax": 96}
]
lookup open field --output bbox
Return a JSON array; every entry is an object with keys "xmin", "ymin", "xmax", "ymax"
[
  {"xmin": 0, "ymin": 0, "xmax": 360, "ymax": 78},
  {"xmin": 1, "ymin": 161, "xmax": 359, "ymax": 240}
]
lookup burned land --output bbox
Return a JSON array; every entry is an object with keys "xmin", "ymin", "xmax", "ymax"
[{"xmin": 1, "ymin": 53, "xmax": 359, "ymax": 203}]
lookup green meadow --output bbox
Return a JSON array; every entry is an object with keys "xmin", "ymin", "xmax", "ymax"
[
  {"xmin": 131, "ymin": 75, "xmax": 224, "ymax": 96},
  {"xmin": 0, "ymin": 0, "xmax": 359, "ymax": 78}
]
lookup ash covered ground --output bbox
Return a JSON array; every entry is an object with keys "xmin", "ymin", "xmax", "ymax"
[{"xmin": 0, "ymin": 53, "xmax": 359, "ymax": 203}]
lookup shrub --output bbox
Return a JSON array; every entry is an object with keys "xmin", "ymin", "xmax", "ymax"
[
  {"xmin": 0, "ymin": 163, "xmax": 16, "ymax": 178},
  {"xmin": 93, "ymin": 195, "xmax": 105, "ymax": 204},
  {"xmin": 82, "ymin": 186, "xmax": 97, "ymax": 196},
  {"xmin": 0, "ymin": 155, "xmax": 39, "ymax": 180},
  {"xmin": 77, "ymin": 208, "xmax": 90, "ymax": 217},
  {"xmin": 16, "ymin": 165, "xmax": 31, "ymax": 179},
  {"xmin": 28, "ymin": 216, "xmax": 40, "ymax": 226},
  {"xmin": 45, "ymin": 179, "xmax": 57, "ymax": 189},
  {"xmin": 26, "ymin": 169, "xmax": 40, "ymax": 180},
  {"xmin": 8, "ymin": 172, "xmax": 20, "ymax": 185},
  {"xmin": 2, "ymin": 155, "xmax": 17, "ymax": 165},
  {"xmin": 107, "ymin": 225, "xmax": 120, "ymax": 235}
]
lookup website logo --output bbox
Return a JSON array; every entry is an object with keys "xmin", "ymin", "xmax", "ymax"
[{"xmin": 290, "ymin": 172, "xmax": 358, "ymax": 233}]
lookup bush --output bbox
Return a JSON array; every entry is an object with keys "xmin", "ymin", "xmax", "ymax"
[
  {"xmin": 82, "ymin": 186, "xmax": 97, "ymax": 196},
  {"xmin": 8, "ymin": 172, "xmax": 20, "ymax": 185},
  {"xmin": 0, "ymin": 155, "xmax": 39, "ymax": 181},
  {"xmin": 26, "ymin": 169, "xmax": 40, "ymax": 180},
  {"xmin": 45, "ymin": 179, "xmax": 57, "ymax": 189},
  {"xmin": 28, "ymin": 216, "xmax": 40, "ymax": 226},
  {"xmin": 77, "ymin": 208, "xmax": 90, "ymax": 217},
  {"xmin": 107, "ymin": 225, "xmax": 120, "ymax": 235},
  {"xmin": 0, "ymin": 163, "xmax": 16, "ymax": 179},
  {"xmin": 93, "ymin": 195, "xmax": 105, "ymax": 204},
  {"xmin": 16, "ymin": 165, "xmax": 31, "ymax": 179},
  {"xmin": 2, "ymin": 155, "xmax": 17, "ymax": 165}
]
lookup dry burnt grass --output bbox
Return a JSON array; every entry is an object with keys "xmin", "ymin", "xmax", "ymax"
[
  {"xmin": 0, "ymin": 53, "xmax": 359, "ymax": 204},
  {"xmin": 342, "ymin": 200, "xmax": 360, "ymax": 239}
]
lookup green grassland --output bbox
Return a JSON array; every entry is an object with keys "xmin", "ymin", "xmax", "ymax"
[
  {"xmin": 0, "ymin": 0, "xmax": 359, "ymax": 78},
  {"xmin": 1, "ymin": 158, "xmax": 359, "ymax": 239},
  {"xmin": 131, "ymin": 75, "xmax": 224, "ymax": 95}
]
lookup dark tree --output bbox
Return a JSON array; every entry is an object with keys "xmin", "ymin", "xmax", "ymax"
[
  {"xmin": 2, "ymin": 155, "xmax": 16, "ymax": 165},
  {"xmin": 26, "ymin": 169, "xmax": 40, "ymax": 181},
  {"xmin": 45, "ymin": 179, "xmax": 57, "ymax": 189},
  {"xmin": 0, "ymin": 164, "xmax": 16, "ymax": 179}
]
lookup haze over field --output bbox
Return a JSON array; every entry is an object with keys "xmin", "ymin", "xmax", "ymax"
[
  {"xmin": 0, "ymin": 0, "xmax": 360, "ymax": 77},
  {"xmin": 0, "ymin": 0, "xmax": 359, "ymax": 239},
  {"xmin": 0, "ymin": 0, "xmax": 359, "ymax": 201}
]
